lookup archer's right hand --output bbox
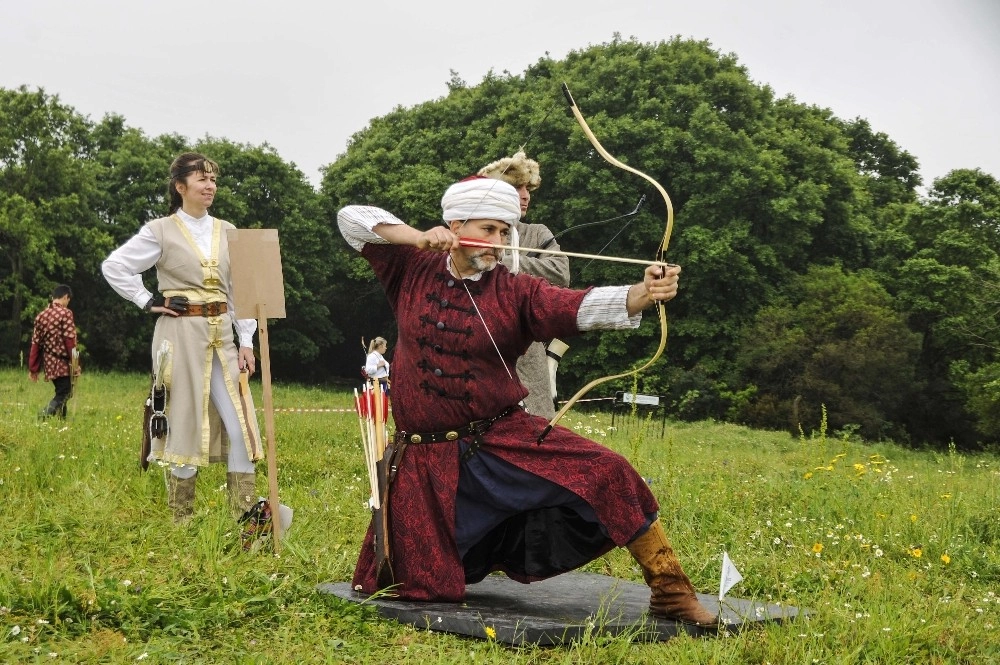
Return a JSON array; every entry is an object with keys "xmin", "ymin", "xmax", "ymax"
[{"xmin": 416, "ymin": 227, "xmax": 459, "ymax": 252}]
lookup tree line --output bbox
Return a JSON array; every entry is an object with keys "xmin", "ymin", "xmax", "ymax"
[{"xmin": 3, "ymin": 37, "xmax": 999, "ymax": 448}]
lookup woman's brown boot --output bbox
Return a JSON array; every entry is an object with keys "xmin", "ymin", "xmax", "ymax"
[
  {"xmin": 626, "ymin": 519, "xmax": 718, "ymax": 625},
  {"xmin": 227, "ymin": 472, "xmax": 257, "ymax": 519},
  {"xmin": 167, "ymin": 472, "xmax": 197, "ymax": 524}
]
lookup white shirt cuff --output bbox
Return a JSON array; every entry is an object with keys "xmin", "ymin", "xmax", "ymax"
[{"xmin": 577, "ymin": 286, "xmax": 642, "ymax": 331}]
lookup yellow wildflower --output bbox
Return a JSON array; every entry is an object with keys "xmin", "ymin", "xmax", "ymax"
[
  {"xmin": 812, "ymin": 543, "xmax": 824, "ymax": 554},
  {"xmin": 484, "ymin": 626, "xmax": 496, "ymax": 640},
  {"xmin": 911, "ymin": 548, "xmax": 922, "ymax": 558},
  {"xmin": 941, "ymin": 554, "xmax": 951, "ymax": 565},
  {"xmin": 910, "ymin": 514, "xmax": 918, "ymax": 523},
  {"xmin": 804, "ymin": 472, "xmax": 813, "ymax": 480}
]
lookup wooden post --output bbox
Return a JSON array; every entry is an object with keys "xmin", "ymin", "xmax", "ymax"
[
  {"xmin": 257, "ymin": 303, "xmax": 283, "ymax": 545},
  {"xmin": 228, "ymin": 229, "xmax": 287, "ymax": 553}
]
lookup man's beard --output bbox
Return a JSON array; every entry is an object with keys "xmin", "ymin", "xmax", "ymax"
[{"xmin": 468, "ymin": 250, "xmax": 500, "ymax": 273}]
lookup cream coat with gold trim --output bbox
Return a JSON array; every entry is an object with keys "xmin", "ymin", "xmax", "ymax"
[{"xmin": 148, "ymin": 215, "xmax": 262, "ymax": 467}]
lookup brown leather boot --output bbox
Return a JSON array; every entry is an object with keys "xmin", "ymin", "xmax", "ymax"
[
  {"xmin": 167, "ymin": 472, "xmax": 197, "ymax": 524},
  {"xmin": 227, "ymin": 472, "xmax": 257, "ymax": 519},
  {"xmin": 626, "ymin": 519, "xmax": 718, "ymax": 625}
]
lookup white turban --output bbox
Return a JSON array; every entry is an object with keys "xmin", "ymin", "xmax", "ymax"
[{"xmin": 441, "ymin": 177, "xmax": 521, "ymax": 225}]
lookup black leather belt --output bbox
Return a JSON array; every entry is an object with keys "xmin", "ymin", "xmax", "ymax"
[{"xmin": 395, "ymin": 406, "xmax": 516, "ymax": 445}]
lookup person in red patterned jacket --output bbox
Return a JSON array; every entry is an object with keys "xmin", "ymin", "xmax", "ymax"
[
  {"xmin": 28, "ymin": 284, "xmax": 78, "ymax": 418},
  {"xmin": 337, "ymin": 176, "xmax": 717, "ymax": 626}
]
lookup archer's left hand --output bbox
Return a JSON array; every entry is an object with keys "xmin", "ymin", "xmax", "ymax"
[{"xmin": 644, "ymin": 263, "xmax": 681, "ymax": 304}]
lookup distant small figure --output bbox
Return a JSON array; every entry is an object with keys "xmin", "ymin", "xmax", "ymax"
[
  {"xmin": 29, "ymin": 284, "xmax": 79, "ymax": 418},
  {"xmin": 365, "ymin": 336, "xmax": 391, "ymax": 394}
]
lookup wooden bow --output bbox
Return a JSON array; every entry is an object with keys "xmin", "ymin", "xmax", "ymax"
[{"xmin": 536, "ymin": 83, "xmax": 676, "ymax": 443}]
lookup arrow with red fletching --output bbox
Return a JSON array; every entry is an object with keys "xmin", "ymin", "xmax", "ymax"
[{"xmin": 457, "ymin": 238, "xmax": 676, "ymax": 269}]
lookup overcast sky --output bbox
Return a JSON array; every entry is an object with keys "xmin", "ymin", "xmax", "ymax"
[{"xmin": 2, "ymin": 0, "xmax": 998, "ymax": 190}]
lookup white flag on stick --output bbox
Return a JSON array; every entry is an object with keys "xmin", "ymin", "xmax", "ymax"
[{"xmin": 719, "ymin": 551, "xmax": 743, "ymax": 600}]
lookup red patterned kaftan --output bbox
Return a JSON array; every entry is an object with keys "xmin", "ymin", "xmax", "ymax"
[
  {"xmin": 351, "ymin": 243, "xmax": 659, "ymax": 601},
  {"xmin": 29, "ymin": 303, "xmax": 76, "ymax": 380}
]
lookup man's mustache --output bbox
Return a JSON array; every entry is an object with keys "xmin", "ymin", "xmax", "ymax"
[{"xmin": 471, "ymin": 249, "xmax": 500, "ymax": 260}]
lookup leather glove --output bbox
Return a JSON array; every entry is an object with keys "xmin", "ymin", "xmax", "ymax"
[{"xmin": 145, "ymin": 294, "xmax": 189, "ymax": 314}]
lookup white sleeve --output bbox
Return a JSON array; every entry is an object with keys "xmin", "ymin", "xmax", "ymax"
[
  {"xmin": 101, "ymin": 225, "xmax": 161, "ymax": 308},
  {"xmin": 365, "ymin": 352, "xmax": 379, "ymax": 376},
  {"xmin": 337, "ymin": 205, "xmax": 406, "ymax": 251},
  {"xmin": 234, "ymin": 317, "xmax": 257, "ymax": 348},
  {"xmin": 577, "ymin": 286, "xmax": 643, "ymax": 331},
  {"xmin": 227, "ymin": 281, "xmax": 257, "ymax": 348}
]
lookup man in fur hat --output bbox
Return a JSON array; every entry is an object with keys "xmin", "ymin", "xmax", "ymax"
[
  {"xmin": 337, "ymin": 176, "xmax": 717, "ymax": 626},
  {"xmin": 478, "ymin": 152, "xmax": 568, "ymax": 420}
]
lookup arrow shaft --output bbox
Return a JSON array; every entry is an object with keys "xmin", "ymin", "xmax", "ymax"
[{"xmin": 458, "ymin": 239, "xmax": 675, "ymax": 269}]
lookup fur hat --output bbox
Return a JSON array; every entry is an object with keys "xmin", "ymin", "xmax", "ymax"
[{"xmin": 477, "ymin": 151, "xmax": 541, "ymax": 191}]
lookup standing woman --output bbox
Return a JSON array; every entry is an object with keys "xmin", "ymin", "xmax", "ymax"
[
  {"xmin": 365, "ymin": 336, "xmax": 391, "ymax": 393},
  {"xmin": 102, "ymin": 152, "xmax": 263, "ymax": 523}
]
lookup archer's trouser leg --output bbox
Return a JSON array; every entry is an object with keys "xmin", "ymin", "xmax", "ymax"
[
  {"xmin": 53, "ymin": 376, "xmax": 71, "ymax": 418},
  {"xmin": 40, "ymin": 377, "xmax": 71, "ymax": 418},
  {"xmin": 167, "ymin": 471, "xmax": 198, "ymax": 524},
  {"xmin": 227, "ymin": 472, "xmax": 257, "ymax": 519},
  {"xmin": 41, "ymin": 398, "xmax": 61, "ymax": 418},
  {"xmin": 626, "ymin": 519, "xmax": 718, "ymax": 625}
]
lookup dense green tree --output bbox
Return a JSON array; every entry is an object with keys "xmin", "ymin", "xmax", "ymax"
[
  {"xmin": 839, "ymin": 117, "xmax": 922, "ymax": 208},
  {"xmin": 0, "ymin": 86, "xmax": 109, "ymax": 363},
  {"xmin": 318, "ymin": 37, "xmax": 905, "ymax": 408},
  {"xmin": 883, "ymin": 169, "xmax": 1000, "ymax": 445},
  {"xmin": 734, "ymin": 265, "xmax": 921, "ymax": 440},
  {"xmin": 8, "ymin": 38, "xmax": 997, "ymax": 449}
]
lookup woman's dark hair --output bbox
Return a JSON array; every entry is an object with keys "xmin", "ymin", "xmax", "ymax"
[{"xmin": 167, "ymin": 152, "xmax": 220, "ymax": 213}]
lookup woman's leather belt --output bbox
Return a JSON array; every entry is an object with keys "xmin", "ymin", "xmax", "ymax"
[{"xmin": 165, "ymin": 298, "xmax": 228, "ymax": 317}]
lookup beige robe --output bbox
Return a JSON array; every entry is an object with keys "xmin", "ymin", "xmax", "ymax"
[
  {"xmin": 503, "ymin": 221, "xmax": 571, "ymax": 419},
  {"xmin": 147, "ymin": 215, "xmax": 263, "ymax": 467}
]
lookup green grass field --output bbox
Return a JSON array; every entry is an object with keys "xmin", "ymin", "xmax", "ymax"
[{"xmin": 2, "ymin": 368, "xmax": 999, "ymax": 663}]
